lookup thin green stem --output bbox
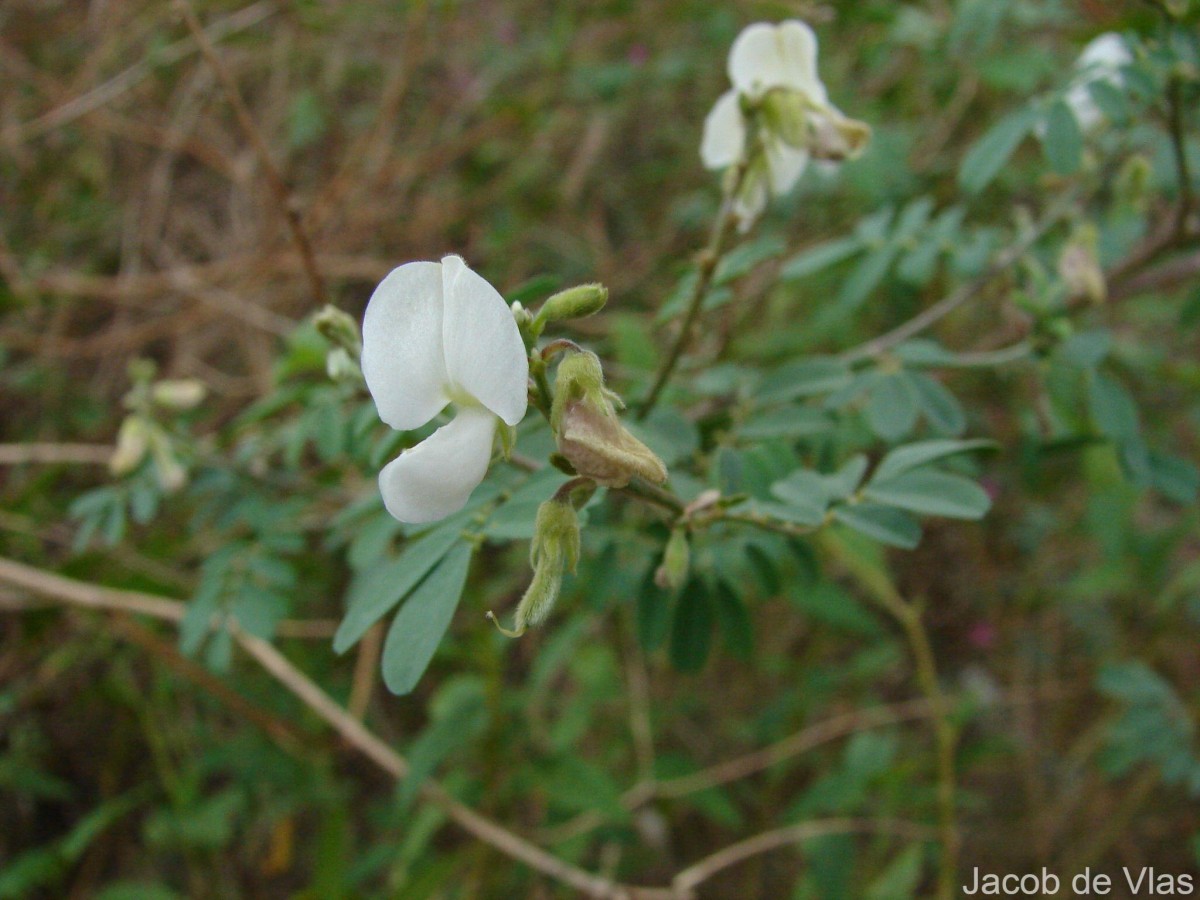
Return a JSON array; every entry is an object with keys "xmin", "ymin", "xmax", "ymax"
[
  {"xmin": 1166, "ymin": 74, "xmax": 1194, "ymax": 237},
  {"xmin": 528, "ymin": 356, "xmax": 554, "ymax": 420},
  {"xmin": 839, "ymin": 195, "xmax": 1075, "ymax": 365},
  {"xmin": 616, "ymin": 477, "xmax": 685, "ymax": 515},
  {"xmin": 637, "ymin": 160, "xmax": 749, "ymax": 420},
  {"xmin": 820, "ymin": 536, "xmax": 959, "ymax": 899}
]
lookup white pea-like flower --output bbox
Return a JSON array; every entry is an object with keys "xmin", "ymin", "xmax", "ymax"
[
  {"xmin": 362, "ymin": 255, "xmax": 528, "ymax": 523},
  {"xmin": 1064, "ymin": 33, "xmax": 1131, "ymax": 132},
  {"xmin": 701, "ymin": 21, "xmax": 867, "ymax": 228}
]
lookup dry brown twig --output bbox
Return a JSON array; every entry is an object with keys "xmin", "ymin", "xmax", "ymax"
[
  {"xmin": 174, "ymin": 0, "xmax": 327, "ymax": 310},
  {"xmin": 0, "ymin": 556, "xmax": 946, "ymax": 898},
  {"xmin": 0, "ymin": 2, "xmax": 279, "ymax": 145},
  {"xmin": 0, "ymin": 443, "xmax": 112, "ymax": 466}
]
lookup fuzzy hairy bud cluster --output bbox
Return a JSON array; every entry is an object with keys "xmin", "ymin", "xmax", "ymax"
[
  {"xmin": 654, "ymin": 527, "xmax": 691, "ymax": 591},
  {"xmin": 492, "ymin": 498, "xmax": 581, "ymax": 637},
  {"xmin": 1058, "ymin": 224, "xmax": 1106, "ymax": 305},
  {"xmin": 550, "ymin": 351, "xmax": 667, "ymax": 488},
  {"xmin": 534, "ymin": 283, "xmax": 608, "ymax": 329}
]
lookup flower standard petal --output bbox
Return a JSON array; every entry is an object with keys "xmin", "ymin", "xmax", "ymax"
[
  {"xmin": 1077, "ymin": 33, "xmax": 1130, "ymax": 73},
  {"xmin": 440, "ymin": 255, "xmax": 529, "ymax": 426},
  {"xmin": 378, "ymin": 406, "xmax": 498, "ymax": 523},
  {"xmin": 700, "ymin": 90, "xmax": 746, "ymax": 170},
  {"xmin": 361, "ymin": 261, "xmax": 450, "ymax": 431},
  {"xmin": 728, "ymin": 20, "xmax": 825, "ymax": 102}
]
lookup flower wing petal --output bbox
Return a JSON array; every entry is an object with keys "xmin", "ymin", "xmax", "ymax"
[
  {"xmin": 764, "ymin": 136, "xmax": 809, "ymax": 196},
  {"xmin": 700, "ymin": 90, "xmax": 747, "ymax": 170},
  {"xmin": 361, "ymin": 261, "xmax": 450, "ymax": 431},
  {"xmin": 440, "ymin": 255, "xmax": 529, "ymax": 426},
  {"xmin": 378, "ymin": 406, "xmax": 497, "ymax": 523},
  {"xmin": 728, "ymin": 20, "xmax": 824, "ymax": 101}
]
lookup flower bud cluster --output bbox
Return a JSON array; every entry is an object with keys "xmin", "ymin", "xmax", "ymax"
[
  {"xmin": 701, "ymin": 20, "xmax": 871, "ymax": 229},
  {"xmin": 110, "ymin": 359, "xmax": 206, "ymax": 492},
  {"xmin": 551, "ymin": 351, "xmax": 667, "ymax": 488},
  {"xmin": 491, "ymin": 497, "xmax": 581, "ymax": 637}
]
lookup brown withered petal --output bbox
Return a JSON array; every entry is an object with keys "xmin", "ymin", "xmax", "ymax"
[{"xmin": 557, "ymin": 399, "xmax": 668, "ymax": 488}]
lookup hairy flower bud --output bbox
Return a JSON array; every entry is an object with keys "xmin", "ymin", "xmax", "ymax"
[
  {"xmin": 326, "ymin": 347, "xmax": 362, "ymax": 384},
  {"xmin": 534, "ymin": 283, "xmax": 608, "ymax": 327},
  {"xmin": 1115, "ymin": 154, "xmax": 1152, "ymax": 212},
  {"xmin": 315, "ymin": 304, "xmax": 362, "ymax": 356},
  {"xmin": 655, "ymin": 528, "xmax": 691, "ymax": 591},
  {"xmin": 1058, "ymin": 225, "xmax": 1106, "ymax": 305},
  {"xmin": 151, "ymin": 379, "xmax": 207, "ymax": 411},
  {"xmin": 551, "ymin": 351, "xmax": 667, "ymax": 488},
  {"xmin": 110, "ymin": 416, "xmax": 150, "ymax": 476},
  {"xmin": 491, "ymin": 498, "xmax": 581, "ymax": 637},
  {"xmin": 148, "ymin": 427, "xmax": 187, "ymax": 492}
]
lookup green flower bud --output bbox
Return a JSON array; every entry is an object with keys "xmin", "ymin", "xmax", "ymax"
[
  {"xmin": 147, "ymin": 427, "xmax": 187, "ymax": 492},
  {"xmin": 654, "ymin": 528, "xmax": 690, "ymax": 591},
  {"xmin": 1058, "ymin": 224, "xmax": 1106, "ymax": 305},
  {"xmin": 110, "ymin": 416, "xmax": 150, "ymax": 476},
  {"xmin": 314, "ymin": 304, "xmax": 362, "ymax": 356},
  {"xmin": 326, "ymin": 347, "xmax": 362, "ymax": 384},
  {"xmin": 1115, "ymin": 154, "xmax": 1152, "ymax": 212},
  {"xmin": 533, "ymin": 283, "xmax": 608, "ymax": 328},
  {"xmin": 759, "ymin": 87, "xmax": 810, "ymax": 149},
  {"xmin": 490, "ymin": 498, "xmax": 580, "ymax": 637},
  {"xmin": 151, "ymin": 378, "xmax": 207, "ymax": 410},
  {"xmin": 551, "ymin": 351, "xmax": 668, "ymax": 488}
]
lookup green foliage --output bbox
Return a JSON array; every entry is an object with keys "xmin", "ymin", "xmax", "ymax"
[
  {"xmin": 3, "ymin": 0, "xmax": 1199, "ymax": 896},
  {"xmin": 1098, "ymin": 662, "xmax": 1200, "ymax": 793},
  {"xmin": 381, "ymin": 542, "xmax": 474, "ymax": 695}
]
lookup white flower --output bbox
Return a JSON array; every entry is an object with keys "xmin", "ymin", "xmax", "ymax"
[
  {"xmin": 1064, "ymin": 33, "xmax": 1131, "ymax": 132},
  {"xmin": 362, "ymin": 255, "xmax": 528, "ymax": 523},
  {"xmin": 700, "ymin": 21, "xmax": 866, "ymax": 228}
]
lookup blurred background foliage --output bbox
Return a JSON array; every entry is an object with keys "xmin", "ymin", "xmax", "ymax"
[{"xmin": 1, "ymin": 0, "xmax": 1199, "ymax": 896}]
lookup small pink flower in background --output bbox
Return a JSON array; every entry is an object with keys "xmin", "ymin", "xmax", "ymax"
[{"xmin": 968, "ymin": 621, "xmax": 997, "ymax": 650}]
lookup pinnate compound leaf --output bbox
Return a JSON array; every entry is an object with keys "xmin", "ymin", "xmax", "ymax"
[
  {"xmin": 871, "ymin": 439, "xmax": 997, "ymax": 484},
  {"xmin": 381, "ymin": 542, "xmax": 474, "ymax": 695},
  {"xmin": 958, "ymin": 106, "xmax": 1037, "ymax": 194},
  {"xmin": 779, "ymin": 236, "xmax": 863, "ymax": 281},
  {"xmin": 865, "ymin": 374, "xmax": 920, "ymax": 441},
  {"xmin": 833, "ymin": 504, "xmax": 922, "ymax": 549},
  {"xmin": 334, "ymin": 519, "xmax": 464, "ymax": 654},
  {"xmin": 1040, "ymin": 98, "xmax": 1084, "ymax": 175},
  {"xmin": 864, "ymin": 469, "xmax": 991, "ymax": 520}
]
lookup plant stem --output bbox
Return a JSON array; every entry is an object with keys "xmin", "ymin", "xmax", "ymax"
[
  {"xmin": 839, "ymin": 195, "xmax": 1074, "ymax": 365},
  {"xmin": 1166, "ymin": 73, "xmax": 1194, "ymax": 238},
  {"xmin": 531, "ymin": 358, "xmax": 555, "ymax": 419},
  {"xmin": 175, "ymin": 0, "xmax": 327, "ymax": 309},
  {"xmin": 637, "ymin": 161, "xmax": 748, "ymax": 420},
  {"xmin": 820, "ymin": 536, "xmax": 959, "ymax": 899}
]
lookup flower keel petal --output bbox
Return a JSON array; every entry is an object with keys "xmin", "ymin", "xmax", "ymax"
[
  {"xmin": 764, "ymin": 136, "xmax": 809, "ymax": 196},
  {"xmin": 378, "ymin": 406, "xmax": 497, "ymax": 523}
]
